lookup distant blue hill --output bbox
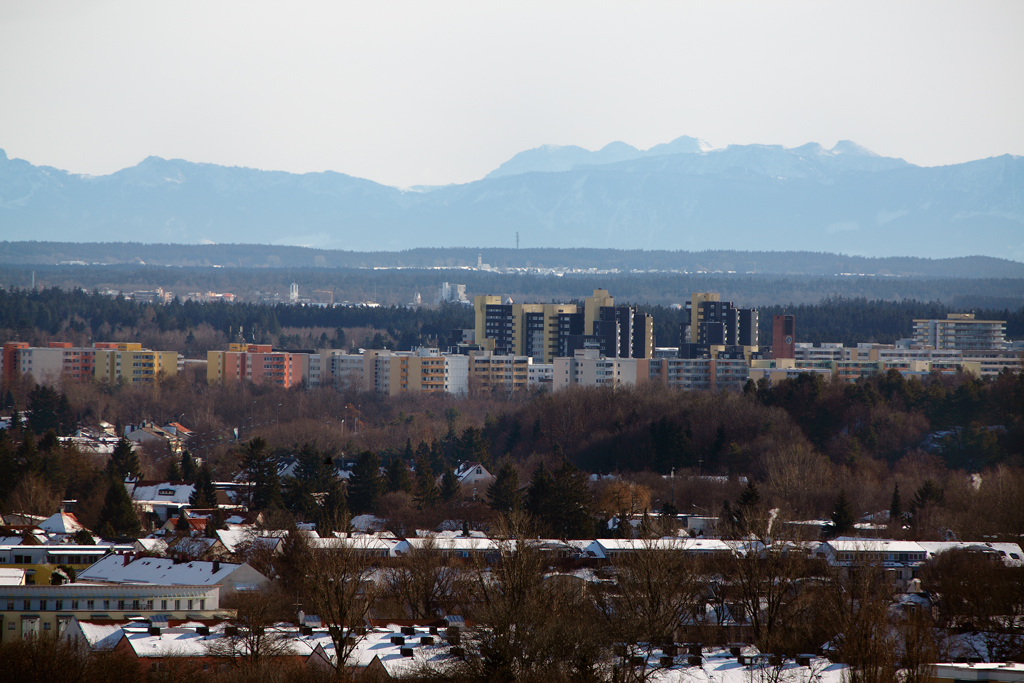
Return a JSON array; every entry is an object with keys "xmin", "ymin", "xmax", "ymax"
[{"xmin": 0, "ymin": 139, "xmax": 1021, "ymax": 260}]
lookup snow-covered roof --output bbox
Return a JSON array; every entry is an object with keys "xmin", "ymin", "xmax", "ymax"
[
  {"xmin": 63, "ymin": 619, "xmax": 126, "ymax": 651},
  {"xmin": 216, "ymin": 528, "xmax": 255, "ymax": 553},
  {"xmin": 39, "ymin": 511, "xmax": 86, "ymax": 534},
  {"xmin": 820, "ymin": 538, "xmax": 925, "ymax": 553},
  {"xmin": 134, "ymin": 538, "xmax": 168, "ymax": 554},
  {"xmin": 350, "ymin": 514, "xmax": 386, "ymax": 532},
  {"xmin": 597, "ymin": 538, "xmax": 733, "ymax": 553},
  {"xmin": 78, "ymin": 555, "xmax": 241, "ymax": 586},
  {"xmin": 128, "ymin": 482, "xmax": 195, "ymax": 505},
  {"xmin": 917, "ymin": 541, "xmax": 1024, "ymax": 566},
  {"xmin": 0, "ymin": 567, "xmax": 26, "ymax": 585},
  {"xmin": 404, "ymin": 537, "xmax": 498, "ymax": 552}
]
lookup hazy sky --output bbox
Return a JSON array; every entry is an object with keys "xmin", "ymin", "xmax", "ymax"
[{"xmin": 2, "ymin": 1, "xmax": 1022, "ymax": 187}]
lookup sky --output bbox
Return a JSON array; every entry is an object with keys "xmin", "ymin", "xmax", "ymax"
[{"xmin": 1, "ymin": 1, "xmax": 1022, "ymax": 188}]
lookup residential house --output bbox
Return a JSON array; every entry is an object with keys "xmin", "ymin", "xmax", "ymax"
[{"xmin": 77, "ymin": 556, "xmax": 269, "ymax": 599}]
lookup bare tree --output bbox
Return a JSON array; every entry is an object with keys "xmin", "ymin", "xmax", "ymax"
[
  {"xmin": 384, "ymin": 537, "xmax": 463, "ymax": 619},
  {"xmin": 301, "ymin": 538, "xmax": 376, "ymax": 672},
  {"xmin": 206, "ymin": 588, "xmax": 295, "ymax": 670},
  {"xmin": 594, "ymin": 541, "xmax": 706, "ymax": 680},
  {"xmin": 456, "ymin": 512, "xmax": 602, "ymax": 683}
]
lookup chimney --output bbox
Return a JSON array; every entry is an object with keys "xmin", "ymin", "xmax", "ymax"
[
  {"xmin": 213, "ymin": 560, "xmax": 220, "ymax": 573},
  {"xmin": 123, "ymin": 554, "xmax": 130, "ymax": 566}
]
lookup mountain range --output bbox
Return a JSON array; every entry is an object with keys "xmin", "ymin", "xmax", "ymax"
[{"xmin": 1, "ymin": 137, "xmax": 1021, "ymax": 260}]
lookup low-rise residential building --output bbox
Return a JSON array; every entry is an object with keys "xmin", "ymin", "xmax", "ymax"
[
  {"xmin": 0, "ymin": 545, "xmax": 111, "ymax": 585},
  {"xmin": 77, "ymin": 556, "xmax": 269, "ymax": 599},
  {"xmin": 0, "ymin": 583, "xmax": 224, "ymax": 640}
]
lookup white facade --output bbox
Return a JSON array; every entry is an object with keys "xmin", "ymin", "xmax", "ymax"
[
  {"xmin": 553, "ymin": 350, "xmax": 640, "ymax": 391},
  {"xmin": 528, "ymin": 363, "xmax": 554, "ymax": 387}
]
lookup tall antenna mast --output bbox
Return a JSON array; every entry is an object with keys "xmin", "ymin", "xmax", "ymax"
[{"xmin": 515, "ymin": 232, "xmax": 520, "ymax": 249}]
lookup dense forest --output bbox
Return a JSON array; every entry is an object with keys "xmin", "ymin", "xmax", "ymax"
[{"xmin": 0, "ymin": 287, "xmax": 1021, "ymax": 354}]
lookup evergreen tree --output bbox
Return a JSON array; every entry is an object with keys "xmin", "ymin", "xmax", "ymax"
[
  {"xmin": 315, "ymin": 479, "xmax": 350, "ymax": 535},
  {"xmin": 189, "ymin": 464, "xmax": 218, "ymax": 508},
  {"xmin": 487, "ymin": 461, "xmax": 521, "ymax": 515},
  {"xmin": 241, "ymin": 437, "xmax": 282, "ymax": 511},
  {"xmin": 828, "ymin": 490, "xmax": 856, "ymax": 537},
  {"xmin": 295, "ymin": 442, "xmax": 333, "ymax": 492},
  {"xmin": 550, "ymin": 460, "xmax": 594, "ymax": 539},
  {"xmin": 26, "ymin": 385, "xmax": 76, "ymax": 436},
  {"xmin": 0, "ymin": 431, "xmax": 16, "ymax": 502},
  {"xmin": 73, "ymin": 528, "xmax": 94, "ymax": 545},
  {"xmin": 204, "ymin": 516, "xmax": 217, "ymax": 539},
  {"xmin": 524, "ymin": 463, "xmax": 557, "ymax": 524},
  {"xmin": 439, "ymin": 466, "xmax": 460, "ymax": 503},
  {"xmin": 428, "ymin": 439, "xmax": 446, "ymax": 476},
  {"xmin": 165, "ymin": 458, "xmax": 182, "ymax": 481},
  {"xmin": 181, "ymin": 449, "xmax": 197, "ymax": 480},
  {"xmin": 889, "ymin": 482, "xmax": 903, "ymax": 525},
  {"xmin": 386, "ymin": 456, "xmax": 414, "ymax": 494},
  {"xmin": 413, "ymin": 456, "xmax": 440, "ymax": 509},
  {"xmin": 175, "ymin": 508, "xmax": 191, "ymax": 534},
  {"xmin": 453, "ymin": 426, "xmax": 491, "ymax": 467},
  {"xmin": 106, "ymin": 436, "xmax": 142, "ymax": 482},
  {"xmin": 347, "ymin": 450, "xmax": 384, "ymax": 515},
  {"xmin": 96, "ymin": 478, "xmax": 142, "ymax": 538}
]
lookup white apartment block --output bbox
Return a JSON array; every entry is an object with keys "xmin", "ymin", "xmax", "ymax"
[
  {"xmin": 553, "ymin": 349, "xmax": 641, "ymax": 390},
  {"xmin": 913, "ymin": 313, "xmax": 1006, "ymax": 351}
]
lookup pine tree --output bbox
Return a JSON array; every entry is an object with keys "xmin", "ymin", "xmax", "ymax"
[
  {"xmin": 0, "ymin": 431, "xmax": 16, "ymax": 502},
  {"xmin": 347, "ymin": 450, "xmax": 384, "ymax": 515},
  {"xmin": 828, "ymin": 490, "xmax": 856, "ymax": 537},
  {"xmin": 106, "ymin": 436, "xmax": 142, "ymax": 482},
  {"xmin": 551, "ymin": 460, "xmax": 594, "ymax": 539},
  {"xmin": 413, "ymin": 456, "xmax": 440, "ymax": 509},
  {"xmin": 525, "ymin": 463, "xmax": 556, "ymax": 524},
  {"xmin": 241, "ymin": 437, "xmax": 282, "ymax": 511},
  {"xmin": 175, "ymin": 508, "xmax": 191, "ymax": 534},
  {"xmin": 96, "ymin": 478, "xmax": 142, "ymax": 538},
  {"xmin": 315, "ymin": 480, "xmax": 350, "ymax": 535},
  {"xmin": 453, "ymin": 426, "xmax": 491, "ymax": 467},
  {"xmin": 165, "ymin": 458, "xmax": 182, "ymax": 481},
  {"xmin": 181, "ymin": 449, "xmax": 197, "ymax": 480},
  {"xmin": 889, "ymin": 482, "xmax": 903, "ymax": 526},
  {"xmin": 189, "ymin": 464, "xmax": 218, "ymax": 508},
  {"xmin": 386, "ymin": 456, "xmax": 414, "ymax": 494},
  {"xmin": 487, "ymin": 461, "xmax": 521, "ymax": 515},
  {"xmin": 439, "ymin": 467, "xmax": 460, "ymax": 503}
]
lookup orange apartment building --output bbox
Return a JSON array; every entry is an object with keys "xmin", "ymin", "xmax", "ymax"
[{"xmin": 207, "ymin": 344, "xmax": 309, "ymax": 388}]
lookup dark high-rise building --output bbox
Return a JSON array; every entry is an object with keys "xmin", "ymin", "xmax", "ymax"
[
  {"xmin": 772, "ymin": 314, "xmax": 796, "ymax": 359},
  {"xmin": 738, "ymin": 309, "xmax": 759, "ymax": 347},
  {"xmin": 484, "ymin": 303, "xmax": 515, "ymax": 355},
  {"xmin": 632, "ymin": 312, "xmax": 654, "ymax": 358}
]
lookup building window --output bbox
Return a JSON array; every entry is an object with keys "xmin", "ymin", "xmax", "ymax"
[
  {"xmin": 43, "ymin": 623, "xmax": 51, "ymax": 630},
  {"xmin": 40, "ymin": 600, "xmax": 47, "ymax": 611},
  {"xmin": 118, "ymin": 600, "xmax": 125, "ymax": 611},
  {"xmin": 188, "ymin": 600, "xmax": 194, "ymax": 610},
  {"xmin": 71, "ymin": 600, "xmax": 78, "ymax": 610},
  {"xmin": 161, "ymin": 600, "xmax": 167, "ymax": 610},
  {"xmin": 103, "ymin": 600, "xmax": 109, "ymax": 610},
  {"xmin": 199, "ymin": 599, "xmax": 205, "ymax": 610},
  {"xmin": 6, "ymin": 600, "xmax": 13, "ymax": 611},
  {"xmin": 55, "ymin": 600, "xmax": 63, "ymax": 611},
  {"xmin": 87, "ymin": 600, "xmax": 94, "ymax": 610},
  {"xmin": 146, "ymin": 600, "xmax": 154, "ymax": 611},
  {"xmin": 174, "ymin": 600, "xmax": 180, "ymax": 611}
]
